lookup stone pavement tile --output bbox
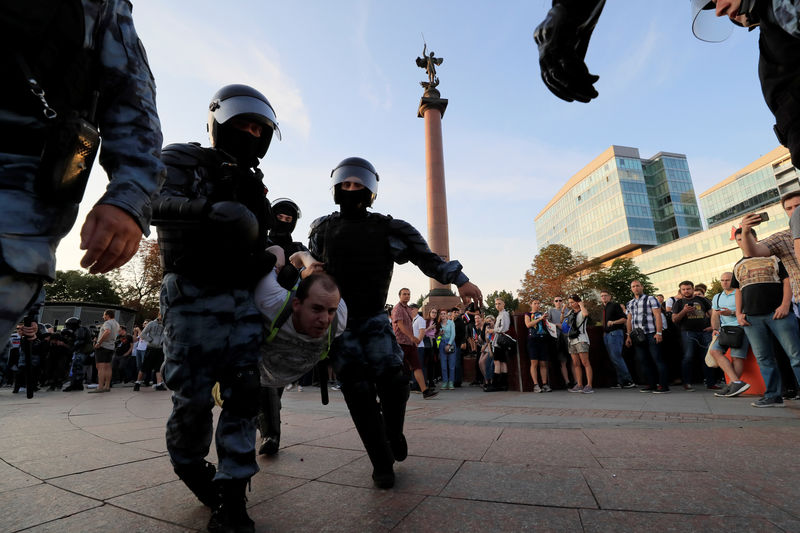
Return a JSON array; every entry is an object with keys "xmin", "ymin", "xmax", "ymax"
[
  {"xmin": 579, "ymin": 509, "xmax": 783, "ymax": 532},
  {"xmin": 483, "ymin": 428, "xmax": 600, "ymax": 468},
  {"xmin": 0, "ymin": 416, "xmax": 76, "ymax": 438},
  {"xmin": 67, "ymin": 412, "xmax": 144, "ymax": 428},
  {"xmin": 395, "ymin": 496, "xmax": 582, "ymax": 532},
  {"xmin": 582, "ymin": 468, "xmax": 796, "ymax": 522},
  {"xmin": 0, "ymin": 459, "xmax": 41, "ymax": 494},
  {"xmin": 79, "ymin": 417, "xmax": 165, "ymax": 435},
  {"xmin": 107, "ymin": 479, "xmax": 211, "ymax": 530},
  {"xmin": 429, "ymin": 409, "xmax": 507, "ymax": 422},
  {"xmin": 0, "ymin": 431, "xmax": 108, "ymax": 461},
  {"xmin": 402, "ymin": 424, "xmax": 503, "ymax": 461},
  {"xmin": 256, "ymin": 443, "xmax": 364, "ymax": 479},
  {"xmin": 0, "ymin": 483, "xmax": 101, "ymax": 532},
  {"xmin": 14, "ymin": 442, "xmax": 160, "ymax": 479},
  {"xmin": 280, "ymin": 419, "xmax": 357, "ymax": 448},
  {"xmin": 247, "ymin": 471, "xmax": 308, "ymax": 507},
  {"xmin": 47, "ymin": 456, "xmax": 175, "ymax": 500},
  {"xmin": 294, "ymin": 427, "xmax": 363, "ymax": 451},
  {"xmin": 440, "ymin": 461, "xmax": 597, "ymax": 508},
  {"xmin": 23, "ymin": 504, "xmax": 193, "ymax": 533},
  {"xmin": 248, "ymin": 480, "xmax": 425, "ymax": 531},
  {"xmin": 128, "ymin": 437, "xmax": 169, "ymax": 454},
  {"xmin": 119, "ymin": 393, "xmax": 174, "ymax": 420},
  {"xmin": 717, "ymin": 467, "xmax": 800, "ymax": 519},
  {"xmin": 318, "ymin": 454, "xmax": 462, "ymax": 495}
]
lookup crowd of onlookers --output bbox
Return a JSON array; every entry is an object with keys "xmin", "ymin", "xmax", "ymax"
[{"xmin": 1, "ymin": 310, "xmax": 168, "ymax": 395}]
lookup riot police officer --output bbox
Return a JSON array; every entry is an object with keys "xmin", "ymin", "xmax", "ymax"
[
  {"xmin": 258, "ymin": 198, "xmax": 307, "ymax": 457},
  {"xmin": 309, "ymin": 157, "xmax": 483, "ymax": 489},
  {"xmin": 153, "ymin": 84, "xmax": 280, "ymax": 533},
  {"xmin": 0, "ymin": 1, "xmax": 165, "ymax": 341},
  {"xmin": 62, "ymin": 317, "xmax": 94, "ymax": 392}
]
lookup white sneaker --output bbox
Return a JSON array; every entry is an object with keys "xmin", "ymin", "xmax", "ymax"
[
  {"xmin": 87, "ymin": 384, "xmax": 99, "ymax": 389},
  {"xmin": 285, "ymin": 383, "xmax": 294, "ymax": 391},
  {"xmin": 297, "ymin": 385, "xmax": 303, "ymax": 392}
]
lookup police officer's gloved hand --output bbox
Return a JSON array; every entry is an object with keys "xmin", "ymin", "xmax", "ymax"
[
  {"xmin": 207, "ymin": 201, "xmax": 259, "ymax": 248},
  {"xmin": 534, "ymin": 1, "xmax": 604, "ymax": 103}
]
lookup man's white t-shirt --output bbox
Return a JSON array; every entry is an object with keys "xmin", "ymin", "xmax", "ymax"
[{"xmin": 412, "ymin": 314, "xmax": 426, "ymax": 348}]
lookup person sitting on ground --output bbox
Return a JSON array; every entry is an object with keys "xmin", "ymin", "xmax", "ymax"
[{"xmin": 709, "ymin": 271, "xmax": 751, "ymax": 398}]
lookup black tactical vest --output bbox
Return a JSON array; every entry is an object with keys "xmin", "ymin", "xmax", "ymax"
[{"xmin": 312, "ymin": 212, "xmax": 394, "ymax": 320}]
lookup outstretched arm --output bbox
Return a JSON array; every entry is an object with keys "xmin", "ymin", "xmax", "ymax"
[{"xmin": 533, "ymin": 0, "xmax": 606, "ymax": 103}]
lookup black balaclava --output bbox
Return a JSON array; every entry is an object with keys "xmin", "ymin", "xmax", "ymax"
[
  {"xmin": 271, "ymin": 205, "xmax": 297, "ymax": 238},
  {"xmin": 334, "ymin": 184, "xmax": 372, "ymax": 218},
  {"xmin": 215, "ymin": 123, "xmax": 263, "ymax": 168}
]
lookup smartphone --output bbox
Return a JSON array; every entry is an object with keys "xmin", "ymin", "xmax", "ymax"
[{"xmin": 752, "ymin": 211, "xmax": 770, "ymax": 225}]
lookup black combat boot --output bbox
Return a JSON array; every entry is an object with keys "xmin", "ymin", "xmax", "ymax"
[
  {"xmin": 174, "ymin": 461, "xmax": 219, "ymax": 508},
  {"xmin": 208, "ymin": 478, "xmax": 254, "ymax": 533},
  {"xmin": 376, "ymin": 369, "xmax": 410, "ymax": 462},
  {"xmin": 341, "ymin": 379, "xmax": 395, "ymax": 488}
]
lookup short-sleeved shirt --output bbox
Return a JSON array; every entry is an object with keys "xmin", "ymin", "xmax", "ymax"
[
  {"xmin": 671, "ymin": 297, "xmax": 711, "ymax": 331},
  {"xmin": 99, "ymin": 319, "xmax": 119, "ymax": 350},
  {"xmin": 391, "ymin": 302, "xmax": 415, "ymax": 346},
  {"xmin": 732, "ymin": 255, "xmax": 789, "ymax": 315},
  {"xmin": 526, "ymin": 311, "xmax": 547, "ymax": 337},
  {"xmin": 762, "ymin": 230, "xmax": 800, "ymax": 302},
  {"xmin": 711, "ymin": 290, "xmax": 739, "ymax": 327},
  {"xmin": 115, "ymin": 334, "xmax": 133, "ymax": 357},
  {"xmin": 626, "ymin": 295, "xmax": 660, "ymax": 334},
  {"xmin": 412, "ymin": 314, "xmax": 427, "ymax": 348},
  {"xmin": 547, "ymin": 307, "xmax": 562, "ymax": 332}
]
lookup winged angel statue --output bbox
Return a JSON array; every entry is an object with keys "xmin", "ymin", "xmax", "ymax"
[{"xmin": 416, "ymin": 43, "xmax": 443, "ymax": 89}]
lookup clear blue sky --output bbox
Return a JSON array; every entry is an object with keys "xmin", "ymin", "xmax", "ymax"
[{"xmin": 56, "ymin": 1, "xmax": 779, "ymax": 305}]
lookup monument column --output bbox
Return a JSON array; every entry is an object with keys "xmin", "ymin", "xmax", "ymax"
[{"xmin": 416, "ymin": 47, "xmax": 460, "ymax": 311}]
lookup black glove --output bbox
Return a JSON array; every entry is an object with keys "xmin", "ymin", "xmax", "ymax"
[{"xmin": 533, "ymin": 1, "xmax": 605, "ymax": 103}]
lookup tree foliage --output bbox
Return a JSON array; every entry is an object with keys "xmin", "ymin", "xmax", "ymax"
[
  {"xmin": 484, "ymin": 289, "xmax": 519, "ymax": 317},
  {"xmin": 588, "ymin": 258, "xmax": 656, "ymax": 304},
  {"xmin": 519, "ymin": 244, "xmax": 596, "ymax": 306},
  {"xmin": 705, "ymin": 278, "xmax": 723, "ymax": 302},
  {"xmin": 109, "ymin": 237, "xmax": 163, "ymax": 323},
  {"xmin": 45, "ymin": 270, "xmax": 121, "ymax": 304}
]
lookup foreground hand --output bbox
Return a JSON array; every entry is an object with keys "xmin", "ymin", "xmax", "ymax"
[
  {"xmin": 266, "ymin": 245, "xmax": 286, "ymax": 271},
  {"xmin": 457, "ymin": 281, "xmax": 483, "ymax": 308},
  {"xmin": 737, "ymin": 314, "xmax": 750, "ymax": 327},
  {"xmin": 80, "ymin": 205, "xmax": 142, "ymax": 274},
  {"xmin": 655, "ymin": 333, "xmax": 662, "ymax": 344},
  {"xmin": 21, "ymin": 323, "xmax": 38, "ymax": 340},
  {"xmin": 534, "ymin": 4, "xmax": 600, "ymax": 103},
  {"xmin": 740, "ymin": 212, "xmax": 761, "ymax": 233},
  {"xmin": 625, "ymin": 337, "xmax": 632, "ymax": 348}
]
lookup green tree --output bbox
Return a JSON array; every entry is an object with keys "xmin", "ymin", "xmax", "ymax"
[
  {"xmin": 484, "ymin": 289, "xmax": 519, "ymax": 317},
  {"xmin": 588, "ymin": 258, "xmax": 656, "ymax": 303},
  {"xmin": 519, "ymin": 244, "xmax": 596, "ymax": 306},
  {"xmin": 415, "ymin": 292, "xmax": 429, "ymax": 308},
  {"xmin": 705, "ymin": 278, "xmax": 723, "ymax": 302},
  {"xmin": 45, "ymin": 270, "xmax": 121, "ymax": 304}
]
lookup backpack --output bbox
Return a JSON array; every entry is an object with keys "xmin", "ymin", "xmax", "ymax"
[{"xmin": 568, "ymin": 312, "xmax": 586, "ymax": 339}]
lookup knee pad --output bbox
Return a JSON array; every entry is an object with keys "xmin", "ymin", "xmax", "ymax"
[{"xmin": 221, "ymin": 366, "xmax": 260, "ymax": 419}]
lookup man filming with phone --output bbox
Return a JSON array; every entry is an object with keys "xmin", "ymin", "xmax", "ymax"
[{"xmin": 738, "ymin": 193, "xmax": 800, "ymax": 313}]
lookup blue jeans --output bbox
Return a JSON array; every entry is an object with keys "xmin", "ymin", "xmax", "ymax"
[
  {"xmin": 744, "ymin": 313, "xmax": 800, "ymax": 400},
  {"xmin": 133, "ymin": 348, "xmax": 146, "ymax": 371},
  {"xmin": 603, "ymin": 329, "xmax": 632, "ymax": 384},
  {"xmin": 440, "ymin": 342, "xmax": 456, "ymax": 382},
  {"xmin": 633, "ymin": 332, "xmax": 669, "ymax": 388},
  {"xmin": 681, "ymin": 330, "xmax": 714, "ymax": 386},
  {"xmin": 453, "ymin": 344, "xmax": 463, "ymax": 385}
]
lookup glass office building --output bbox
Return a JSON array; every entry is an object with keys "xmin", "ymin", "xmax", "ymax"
[
  {"xmin": 699, "ymin": 146, "xmax": 798, "ymax": 227},
  {"xmin": 535, "ymin": 146, "xmax": 701, "ymax": 261}
]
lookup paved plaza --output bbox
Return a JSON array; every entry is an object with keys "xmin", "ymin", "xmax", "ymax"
[{"xmin": 1, "ymin": 384, "xmax": 800, "ymax": 532}]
